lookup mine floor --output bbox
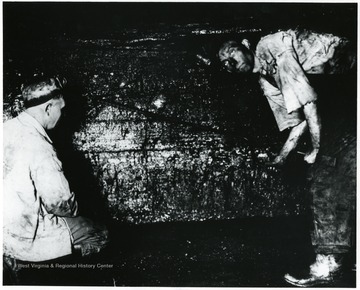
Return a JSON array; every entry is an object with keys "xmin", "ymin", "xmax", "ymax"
[{"xmin": 4, "ymin": 216, "xmax": 356, "ymax": 287}]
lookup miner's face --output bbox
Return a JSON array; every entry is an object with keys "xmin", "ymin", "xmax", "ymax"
[{"xmin": 219, "ymin": 46, "xmax": 254, "ymax": 73}]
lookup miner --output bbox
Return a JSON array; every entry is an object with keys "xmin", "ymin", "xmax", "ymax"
[
  {"xmin": 3, "ymin": 76, "xmax": 109, "ymax": 273},
  {"xmin": 218, "ymin": 29, "xmax": 356, "ymax": 286}
]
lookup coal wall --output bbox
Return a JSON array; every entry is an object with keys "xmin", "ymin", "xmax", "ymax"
[{"xmin": 3, "ymin": 3, "xmax": 356, "ymax": 224}]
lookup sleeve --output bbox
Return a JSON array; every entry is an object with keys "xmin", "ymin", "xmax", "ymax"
[
  {"xmin": 31, "ymin": 145, "xmax": 79, "ymax": 217},
  {"xmin": 275, "ymin": 48, "xmax": 318, "ymax": 114},
  {"xmin": 259, "ymin": 76, "xmax": 304, "ymax": 132}
]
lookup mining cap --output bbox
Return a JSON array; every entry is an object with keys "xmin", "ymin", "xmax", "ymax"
[{"xmin": 22, "ymin": 76, "xmax": 67, "ymax": 108}]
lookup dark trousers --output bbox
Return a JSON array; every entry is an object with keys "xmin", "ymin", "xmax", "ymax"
[
  {"xmin": 308, "ymin": 141, "xmax": 356, "ymax": 254},
  {"xmin": 64, "ymin": 216, "xmax": 109, "ymax": 256}
]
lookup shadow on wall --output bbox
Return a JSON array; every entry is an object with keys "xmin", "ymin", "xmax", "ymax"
[{"xmin": 49, "ymin": 77, "xmax": 110, "ymax": 222}]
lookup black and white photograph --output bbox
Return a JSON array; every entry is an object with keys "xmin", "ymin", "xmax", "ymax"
[{"xmin": 2, "ymin": 1, "xmax": 357, "ymax": 287}]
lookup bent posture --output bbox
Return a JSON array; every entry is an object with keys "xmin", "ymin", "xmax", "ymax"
[
  {"xmin": 218, "ymin": 29, "xmax": 355, "ymax": 165},
  {"xmin": 218, "ymin": 29, "xmax": 356, "ymax": 287}
]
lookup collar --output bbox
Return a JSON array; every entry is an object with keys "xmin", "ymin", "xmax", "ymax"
[{"xmin": 17, "ymin": 112, "xmax": 53, "ymax": 144}]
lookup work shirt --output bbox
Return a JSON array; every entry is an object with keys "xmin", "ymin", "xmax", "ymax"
[
  {"xmin": 3, "ymin": 112, "xmax": 78, "ymax": 261},
  {"xmin": 256, "ymin": 29, "xmax": 353, "ymax": 131}
]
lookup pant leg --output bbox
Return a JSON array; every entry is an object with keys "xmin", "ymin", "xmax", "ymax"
[
  {"xmin": 63, "ymin": 216, "xmax": 109, "ymax": 257},
  {"xmin": 309, "ymin": 141, "xmax": 356, "ymax": 254}
]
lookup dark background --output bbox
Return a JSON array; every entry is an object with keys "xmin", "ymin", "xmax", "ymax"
[{"xmin": 3, "ymin": 2, "xmax": 357, "ymax": 40}]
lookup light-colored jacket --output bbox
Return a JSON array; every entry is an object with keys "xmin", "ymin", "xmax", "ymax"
[
  {"xmin": 256, "ymin": 29, "xmax": 354, "ymax": 131},
  {"xmin": 3, "ymin": 112, "xmax": 78, "ymax": 261}
]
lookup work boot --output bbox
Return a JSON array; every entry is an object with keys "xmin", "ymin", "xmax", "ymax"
[{"xmin": 284, "ymin": 254, "xmax": 342, "ymax": 287}]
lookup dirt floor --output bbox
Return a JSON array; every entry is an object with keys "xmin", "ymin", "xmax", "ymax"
[{"xmin": 4, "ymin": 216, "xmax": 356, "ymax": 287}]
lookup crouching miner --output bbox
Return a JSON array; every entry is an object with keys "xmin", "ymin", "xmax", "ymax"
[{"xmin": 3, "ymin": 76, "xmax": 109, "ymax": 282}]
